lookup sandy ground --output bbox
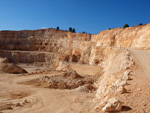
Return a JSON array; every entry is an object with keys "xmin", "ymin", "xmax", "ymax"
[
  {"xmin": 91, "ymin": 49, "xmax": 150, "ymax": 113},
  {"xmin": 116, "ymin": 49, "xmax": 150, "ymax": 113},
  {"xmin": 1, "ymin": 49, "xmax": 150, "ymax": 113},
  {"xmin": 0, "ymin": 64, "xmax": 100, "ymax": 113},
  {"xmin": 70, "ymin": 64, "xmax": 103, "ymax": 76}
]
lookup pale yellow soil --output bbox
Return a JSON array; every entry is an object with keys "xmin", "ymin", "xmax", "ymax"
[
  {"xmin": 1, "ymin": 49, "xmax": 150, "ymax": 113},
  {"xmin": 71, "ymin": 64, "xmax": 103, "ymax": 76},
  {"xmin": 112, "ymin": 49, "xmax": 150, "ymax": 113},
  {"xmin": 90, "ymin": 49, "xmax": 150, "ymax": 113},
  {"xmin": 0, "ymin": 65, "xmax": 98, "ymax": 113},
  {"xmin": 121, "ymin": 49, "xmax": 150, "ymax": 113}
]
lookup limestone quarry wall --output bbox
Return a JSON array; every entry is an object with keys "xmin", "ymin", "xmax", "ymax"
[
  {"xmin": 0, "ymin": 23, "xmax": 150, "ymax": 66},
  {"xmin": 0, "ymin": 24, "xmax": 150, "ymax": 108},
  {"xmin": 0, "ymin": 29, "xmax": 92, "ymax": 66},
  {"xmin": 95, "ymin": 23, "xmax": 150, "ymax": 49}
]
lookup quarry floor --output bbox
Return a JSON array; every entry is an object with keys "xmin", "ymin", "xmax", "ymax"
[
  {"xmin": 0, "ymin": 64, "xmax": 102, "ymax": 113},
  {"xmin": 0, "ymin": 49, "xmax": 150, "ymax": 113}
]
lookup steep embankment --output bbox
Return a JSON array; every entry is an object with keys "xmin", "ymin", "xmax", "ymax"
[
  {"xmin": 0, "ymin": 23, "xmax": 150, "ymax": 67},
  {"xmin": 96, "ymin": 23, "xmax": 150, "ymax": 49},
  {"xmin": 0, "ymin": 29, "xmax": 92, "ymax": 67}
]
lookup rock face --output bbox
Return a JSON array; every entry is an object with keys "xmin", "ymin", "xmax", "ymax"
[
  {"xmin": 0, "ymin": 24, "xmax": 150, "ymax": 68},
  {"xmin": 96, "ymin": 24, "xmax": 150, "ymax": 49},
  {"xmin": 0, "ymin": 24, "xmax": 150, "ymax": 111},
  {"xmin": 0, "ymin": 24, "xmax": 150, "ymax": 67},
  {"xmin": 0, "ymin": 29, "xmax": 92, "ymax": 67}
]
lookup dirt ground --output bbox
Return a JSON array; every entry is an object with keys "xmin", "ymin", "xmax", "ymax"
[
  {"xmin": 1, "ymin": 49, "xmax": 150, "ymax": 113},
  {"xmin": 0, "ymin": 64, "xmax": 102, "ymax": 113}
]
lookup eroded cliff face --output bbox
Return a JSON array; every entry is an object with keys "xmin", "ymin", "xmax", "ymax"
[
  {"xmin": 0, "ymin": 29, "xmax": 92, "ymax": 66},
  {"xmin": 96, "ymin": 23, "xmax": 150, "ymax": 49},
  {"xmin": 0, "ymin": 24, "xmax": 150, "ymax": 111},
  {"xmin": 1, "ymin": 24, "xmax": 150, "ymax": 66}
]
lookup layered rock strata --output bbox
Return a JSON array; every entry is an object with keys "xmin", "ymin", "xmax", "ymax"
[{"xmin": 0, "ymin": 24, "xmax": 150, "ymax": 111}]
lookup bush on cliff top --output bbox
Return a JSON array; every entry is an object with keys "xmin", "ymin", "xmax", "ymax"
[{"xmin": 123, "ymin": 24, "xmax": 129, "ymax": 28}]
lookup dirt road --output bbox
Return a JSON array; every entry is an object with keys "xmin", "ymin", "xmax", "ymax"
[
  {"xmin": 129, "ymin": 49, "xmax": 150, "ymax": 78},
  {"xmin": 116, "ymin": 49, "xmax": 150, "ymax": 113},
  {"xmin": 1, "ymin": 49, "xmax": 150, "ymax": 113}
]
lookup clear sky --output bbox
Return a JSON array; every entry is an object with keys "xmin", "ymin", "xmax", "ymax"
[{"xmin": 0, "ymin": 0, "xmax": 150, "ymax": 34}]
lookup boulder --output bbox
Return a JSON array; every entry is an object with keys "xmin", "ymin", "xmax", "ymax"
[
  {"xmin": 1, "ymin": 63, "xmax": 28, "ymax": 74},
  {"xmin": 102, "ymin": 97, "xmax": 122, "ymax": 112},
  {"xmin": 113, "ymin": 78, "xmax": 127, "ymax": 87},
  {"xmin": 116, "ymin": 86, "xmax": 127, "ymax": 94},
  {"xmin": 73, "ymin": 85, "xmax": 89, "ymax": 92},
  {"xmin": 0, "ymin": 57, "xmax": 8, "ymax": 63}
]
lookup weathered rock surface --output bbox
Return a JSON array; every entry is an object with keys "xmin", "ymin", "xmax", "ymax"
[
  {"xmin": 102, "ymin": 97, "xmax": 122, "ymax": 112},
  {"xmin": 0, "ymin": 24, "xmax": 150, "ymax": 68},
  {"xmin": 0, "ymin": 24, "xmax": 150, "ymax": 112},
  {"xmin": 96, "ymin": 24, "xmax": 150, "ymax": 49},
  {"xmin": 0, "ymin": 29, "xmax": 92, "ymax": 67},
  {"xmin": 0, "ymin": 57, "xmax": 8, "ymax": 63},
  {"xmin": 1, "ymin": 63, "xmax": 28, "ymax": 74},
  {"xmin": 0, "ymin": 57, "xmax": 27, "ymax": 74}
]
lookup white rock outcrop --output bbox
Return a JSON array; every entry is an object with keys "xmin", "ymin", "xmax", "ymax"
[{"xmin": 102, "ymin": 97, "xmax": 122, "ymax": 112}]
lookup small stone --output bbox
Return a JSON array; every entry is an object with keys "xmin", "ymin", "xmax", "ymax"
[
  {"xmin": 24, "ymin": 99, "xmax": 29, "ymax": 103},
  {"xmin": 19, "ymin": 102, "xmax": 24, "ymax": 106},
  {"xmin": 7, "ymin": 105, "xmax": 14, "ymax": 109},
  {"xmin": 123, "ymin": 75, "xmax": 132, "ymax": 80},
  {"xmin": 102, "ymin": 97, "xmax": 122, "ymax": 112},
  {"xmin": 124, "ymin": 70, "xmax": 131, "ymax": 76},
  {"xmin": 138, "ymin": 88, "xmax": 141, "ymax": 91},
  {"xmin": 113, "ymin": 79, "xmax": 127, "ymax": 87},
  {"xmin": 144, "ymin": 104, "xmax": 147, "ymax": 106},
  {"xmin": 16, "ymin": 102, "xmax": 21, "ymax": 107},
  {"xmin": 116, "ymin": 86, "xmax": 127, "ymax": 94}
]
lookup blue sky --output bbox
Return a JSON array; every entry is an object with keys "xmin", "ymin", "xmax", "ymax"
[{"xmin": 0, "ymin": 0, "xmax": 150, "ymax": 34}]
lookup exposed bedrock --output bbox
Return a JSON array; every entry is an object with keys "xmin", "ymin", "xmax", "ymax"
[
  {"xmin": 0, "ymin": 29, "xmax": 93, "ymax": 66},
  {"xmin": 0, "ymin": 24, "xmax": 150, "ymax": 66},
  {"xmin": 0, "ymin": 24, "xmax": 150, "ymax": 111}
]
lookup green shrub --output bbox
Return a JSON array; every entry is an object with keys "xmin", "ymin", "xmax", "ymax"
[
  {"xmin": 123, "ymin": 24, "xmax": 129, "ymax": 28},
  {"xmin": 69, "ymin": 27, "xmax": 72, "ymax": 32},
  {"xmin": 72, "ymin": 28, "xmax": 76, "ymax": 33},
  {"xmin": 56, "ymin": 26, "xmax": 59, "ymax": 30}
]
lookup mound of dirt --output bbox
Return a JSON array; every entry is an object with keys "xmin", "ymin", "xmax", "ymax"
[
  {"xmin": 60, "ymin": 69, "xmax": 83, "ymax": 79},
  {"xmin": 1, "ymin": 63, "xmax": 28, "ymax": 74},
  {"xmin": 25, "ymin": 70, "xmax": 96, "ymax": 91},
  {"xmin": 0, "ymin": 57, "xmax": 8, "ymax": 63}
]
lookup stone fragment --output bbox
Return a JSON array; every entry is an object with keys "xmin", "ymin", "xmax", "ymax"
[
  {"xmin": 102, "ymin": 97, "xmax": 122, "ymax": 112},
  {"xmin": 113, "ymin": 79, "xmax": 127, "ymax": 87},
  {"xmin": 123, "ymin": 74, "xmax": 132, "ymax": 80},
  {"xmin": 1, "ymin": 63, "xmax": 28, "ymax": 74},
  {"xmin": 116, "ymin": 86, "xmax": 127, "ymax": 94}
]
